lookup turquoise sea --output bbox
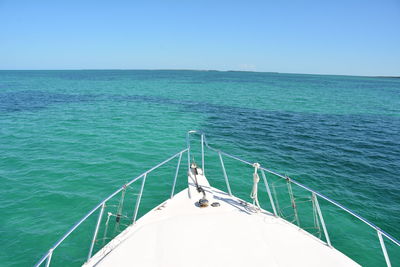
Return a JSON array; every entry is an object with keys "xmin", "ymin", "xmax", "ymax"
[{"xmin": 0, "ymin": 70, "xmax": 399, "ymax": 266}]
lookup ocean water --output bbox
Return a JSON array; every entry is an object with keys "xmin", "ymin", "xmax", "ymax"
[{"xmin": 0, "ymin": 70, "xmax": 399, "ymax": 266}]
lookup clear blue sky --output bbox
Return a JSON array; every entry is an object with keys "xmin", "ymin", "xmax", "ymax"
[{"xmin": 1, "ymin": 0, "xmax": 399, "ymax": 76}]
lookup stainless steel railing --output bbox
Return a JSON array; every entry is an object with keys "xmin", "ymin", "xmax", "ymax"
[
  {"xmin": 187, "ymin": 130, "xmax": 399, "ymax": 267},
  {"xmin": 35, "ymin": 131, "xmax": 399, "ymax": 266},
  {"xmin": 34, "ymin": 148, "xmax": 187, "ymax": 267}
]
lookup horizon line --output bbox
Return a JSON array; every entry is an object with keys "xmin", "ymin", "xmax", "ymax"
[{"xmin": 0, "ymin": 68, "xmax": 398, "ymax": 78}]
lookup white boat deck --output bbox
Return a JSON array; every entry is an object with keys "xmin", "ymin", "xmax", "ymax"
[{"xmin": 84, "ymin": 170, "xmax": 359, "ymax": 267}]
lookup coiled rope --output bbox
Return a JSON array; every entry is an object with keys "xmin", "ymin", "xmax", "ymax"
[{"xmin": 250, "ymin": 163, "xmax": 261, "ymax": 211}]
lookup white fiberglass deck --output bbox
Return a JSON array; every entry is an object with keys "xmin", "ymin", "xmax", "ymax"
[{"xmin": 84, "ymin": 171, "xmax": 359, "ymax": 267}]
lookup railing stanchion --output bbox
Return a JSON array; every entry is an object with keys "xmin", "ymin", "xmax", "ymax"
[
  {"xmin": 378, "ymin": 230, "xmax": 392, "ymax": 267},
  {"xmin": 218, "ymin": 152, "xmax": 232, "ymax": 196},
  {"xmin": 201, "ymin": 134, "xmax": 205, "ymax": 175},
  {"xmin": 45, "ymin": 249, "xmax": 53, "ymax": 267},
  {"xmin": 186, "ymin": 132, "xmax": 191, "ymax": 173},
  {"xmin": 171, "ymin": 152, "xmax": 183, "ymax": 198},
  {"xmin": 87, "ymin": 202, "xmax": 105, "ymax": 261},
  {"xmin": 133, "ymin": 173, "xmax": 147, "ymax": 223},
  {"xmin": 313, "ymin": 193, "xmax": 331, "ymax": 247},
  {"xmin": 260, "ymin": 170, "xmax": 277, "ymax": 216}
]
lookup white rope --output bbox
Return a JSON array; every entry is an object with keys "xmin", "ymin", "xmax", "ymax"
[
  {"xmin": 250, "ymin": 163, "xmax": 261, "ymax": 211},
  {"xmin": 287, "ymin": 179, "xmax": 300, "ymax": 226}
]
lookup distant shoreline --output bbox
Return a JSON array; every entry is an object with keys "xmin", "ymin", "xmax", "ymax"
[{"xmin": 0, "ymin": 69, "xmax": 399, "ymax": 79}]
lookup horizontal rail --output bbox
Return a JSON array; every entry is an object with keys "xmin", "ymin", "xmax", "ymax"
[
  {"xmin": 34, "ymin": 148, "xmax": 188, "ymax": 267},
  {"xmin": 203, "ymin": 139, "xmax": 400, "ymax": 247}
]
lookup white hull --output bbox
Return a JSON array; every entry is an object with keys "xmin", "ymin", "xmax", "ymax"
[{"xmin": 84, "ymin": 171, "xmax": 359, "ymax": 267}]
